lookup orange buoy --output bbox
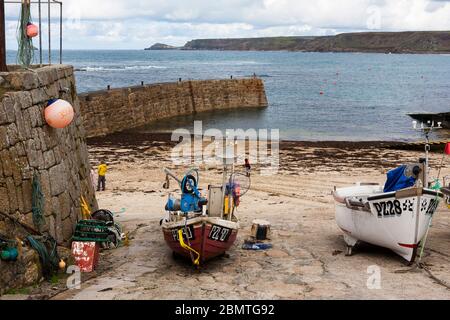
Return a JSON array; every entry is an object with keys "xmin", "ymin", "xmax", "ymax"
[
  {"xmin": 26, "ymin": 23, "xmax": 39, "ymax": 38},
  {"xmin": 44, "ymin": 99, "xmax": 74, "ymax": 129}
]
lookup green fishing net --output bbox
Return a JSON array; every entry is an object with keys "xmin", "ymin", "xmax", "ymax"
[{"xmin": 16, "ymin": 0, "xmax": 34, "ymax": 68}]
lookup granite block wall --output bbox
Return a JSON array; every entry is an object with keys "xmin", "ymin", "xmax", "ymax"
[
  {"xmin": 0, "ymin": 65, "xmax": 98, "ymax": 245},
  {"xmin": 79, "ymin": 78, "xmax": 268, "ymax": 138}
]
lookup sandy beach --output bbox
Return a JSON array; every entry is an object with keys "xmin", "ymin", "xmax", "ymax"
[
  {"xmin": 3, "ymin": 0, "xmax": 450, "ymax": 308},
  {"xmin": 47, "ymin": 133, "xmax": 450, "ymax": 300}
]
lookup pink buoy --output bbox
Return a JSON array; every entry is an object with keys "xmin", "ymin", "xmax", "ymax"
[
  {"xmin": 44, "ymin": 99, "xmax": 74, "ymax": 129},
  {"xmin": 26, "ymin": 23, "xmax": 39, "ymax": 38}
]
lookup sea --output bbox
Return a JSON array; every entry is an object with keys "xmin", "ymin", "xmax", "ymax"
[{"xmin": 6, "ymin": 50, "xmax": 450, "ymax": 141}]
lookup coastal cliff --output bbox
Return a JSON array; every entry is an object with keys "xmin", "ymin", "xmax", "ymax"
[
  {"xmin": 79, "ymin": 78, "xmax": 268, "ymax": 138},
  {"xmin": 149, "ymin": 31, "xmax": 450, "ymax": 53}
]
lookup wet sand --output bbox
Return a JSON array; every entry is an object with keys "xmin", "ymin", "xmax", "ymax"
[{"xmin": 51, "ymin": 133, "xmax": 450, "ymax": 300}]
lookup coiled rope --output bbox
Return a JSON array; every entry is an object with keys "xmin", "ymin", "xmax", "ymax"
[{"xmin": 26, "ymin": 235, "xmax": 60, "ymax": 279}]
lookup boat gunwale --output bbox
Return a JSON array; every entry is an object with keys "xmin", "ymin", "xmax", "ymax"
[
  {"xmin": 161, "ymin": 216, "xmax": 239, "ymax": 230},
  {"xmin": 367, "ymin": 187, "xmax": 443, "ymax": 201}
]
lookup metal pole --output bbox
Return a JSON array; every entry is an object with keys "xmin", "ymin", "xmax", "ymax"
[
  {"xmin": 163, "ymin": 168, "xmax": 182, "ymax": 185},
  {"xmin": 425, "ymin": 131, "xmax": 430, "ymax": 187},
  {"xmin": 47, "ymin": 0, "xmax": 50, "ymax": 64},
  {"xmin": 58, "ymin": 0, "xmax": 61, "ymax": 64},
  {"xmin": 0, "ymin": 0, "xmax": 7, "ymax": 71},
  {"xmin": 38, "ymin": 0, "xmax": 42, "ymax": 66},
  {"xmin": 51, "ymin": 0, "xmax": 61, "ymax": 63},
  {"xmin": 228, "ymin": 162, "xmax": 234, "ymax": 221}
]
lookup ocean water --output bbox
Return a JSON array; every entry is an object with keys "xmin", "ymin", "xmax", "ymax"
[{"xmin": 6, "ymin": 50, "xmax": 450, "ymax": 141}]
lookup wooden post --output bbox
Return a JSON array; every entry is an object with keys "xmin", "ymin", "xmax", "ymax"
[{"xmin": 0, "ymin": 0, "xmax": 7, "ymax": 72}]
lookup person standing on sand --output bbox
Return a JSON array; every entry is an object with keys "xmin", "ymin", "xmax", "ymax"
[
  {"xmin": 97, "ymin": 161, "xmax": 108, "ymax": 191},
  {"xmin": 245, "ymin": 158, "xmax": 251, "ymax": 177}
]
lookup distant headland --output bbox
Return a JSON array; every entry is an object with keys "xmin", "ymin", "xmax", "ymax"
[
  {"xmin": 145, "ymin": 31, "xmax": 450, "ymax": 54},
  {"xmin": 144, "ymin": 43, "xmax": 178, "ymax": 50}
]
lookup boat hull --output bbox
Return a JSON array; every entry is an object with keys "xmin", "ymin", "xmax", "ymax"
[
  {"xmin": 162, "ymin": 217, "xmax": 238, "ymax": 264},
  {"xmin": 333, "ymin": 185, "xmax": 443, "ymax": 263}
]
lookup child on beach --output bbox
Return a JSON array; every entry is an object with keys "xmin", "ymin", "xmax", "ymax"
[
  {"xmin": 245, "ymin": 158, "xmax": 251, "ymax": 177},
  {"xmin": 97, "ymin": 161, "xmax": 108, "ymax": 191}
]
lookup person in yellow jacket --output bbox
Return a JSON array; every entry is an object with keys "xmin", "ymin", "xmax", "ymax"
[{"xmin": 97, "ymin": 161, "xmax": 108, "ymax": 191}]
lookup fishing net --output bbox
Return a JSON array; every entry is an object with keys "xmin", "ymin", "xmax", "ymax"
[
  {"xmin": 230, "ymin": 172, "xmax": 251, "ymax": 197},
  {"xmin": 32, "ymin": 172, "xmax": 45, "ymax": 232},
  {"xmin": 16, "ymin": 0, "xmax": 34, "ymax": 68},
  {"xmin": 26, "ymin": 235, "xmax": 60, "ymax": 279}
]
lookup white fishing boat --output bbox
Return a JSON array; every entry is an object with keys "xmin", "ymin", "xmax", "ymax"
[
  {"xmin": 333, "ymin": 182, "xmax": 442, "ymax": 262},
  {"xmin": 332, "ymin": 121, "xmax": 444, "ymax": 263}
]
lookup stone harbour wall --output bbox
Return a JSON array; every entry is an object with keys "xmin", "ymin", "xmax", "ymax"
[
  {"xmin": 0, "ymin": 65, "xmax": 97, "ymax": 249},
  {"xmin": 79, "ymin": 78, "xmax": 268, "ymax": 138}
]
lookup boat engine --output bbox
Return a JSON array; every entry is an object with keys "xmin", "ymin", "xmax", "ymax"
[{"xmin": 164, "ymin": 169, "xmax": 207, "ymax": 214}]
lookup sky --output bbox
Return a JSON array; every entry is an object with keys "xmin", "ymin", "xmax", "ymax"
[{"xmin": 4, "ymin": 0, "xmax": 450, "ymax": 50}]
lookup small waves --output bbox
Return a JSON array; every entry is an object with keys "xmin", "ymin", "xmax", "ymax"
[
  {"xmin": 125, "ymin": 65, "xmax": 167, "ymax": 70},
  {"xmin": 76, "ymin": 65, "xmax": 168, "ymax": 72}
]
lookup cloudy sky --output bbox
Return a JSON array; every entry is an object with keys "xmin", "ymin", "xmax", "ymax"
[{"xmin": 4, "ymin": 0, "xmax": 450, "ymax": 49}]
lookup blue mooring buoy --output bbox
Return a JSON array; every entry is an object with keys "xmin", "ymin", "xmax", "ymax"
[{"xmin": 0, "ymin": 247, "xmax": 18, "ymax": 261}]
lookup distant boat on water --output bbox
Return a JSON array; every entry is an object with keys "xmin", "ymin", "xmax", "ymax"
[{"xmin": 407, "ymin": 112, "xmax": 450, "ymax": 129}]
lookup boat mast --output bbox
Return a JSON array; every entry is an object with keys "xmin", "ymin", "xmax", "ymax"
[
  {"xmin": 413, "ymin": 120, "xmax": 442, "ymax": 187},
  {"xmin": 221, "ymin": 134, "xmax": 236, "ymax": 221},
  {"xmin": 228, "ymin": 157, "xmax": 235, "ymax": 221}
]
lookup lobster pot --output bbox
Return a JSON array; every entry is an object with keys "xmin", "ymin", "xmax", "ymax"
[{"xmin": 251, "ymin": 219, "xmax": 271, "ymax": 240}]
